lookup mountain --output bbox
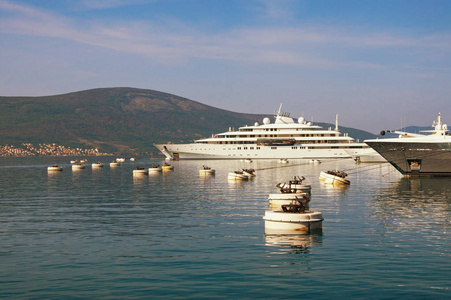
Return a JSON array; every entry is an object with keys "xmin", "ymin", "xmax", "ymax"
[{"xmin": 0, "ymin": 87, "xmax": 377, "ymax": 154}]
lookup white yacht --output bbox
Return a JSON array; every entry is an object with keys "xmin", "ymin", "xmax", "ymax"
[
  {"xmin": 154, "ymin": 104, "xmax": 374, "ymax": 160},
  {"xmin": 365, "ymin": 113, "xmax": 451, "ymax": 176}
]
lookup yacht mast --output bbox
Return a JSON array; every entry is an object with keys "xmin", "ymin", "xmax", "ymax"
[{"xmin": 277, "ymin": 103, "xmax": 283, "ymax": 116}]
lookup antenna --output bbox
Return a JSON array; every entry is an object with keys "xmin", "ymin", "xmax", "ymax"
[
  {"xmin": 277, "ymin": 103, "xmax": 283, "ymax": 116},
  {"xmin": 335, "ymin": 114, "xmax": 339, "ymax": 131}
]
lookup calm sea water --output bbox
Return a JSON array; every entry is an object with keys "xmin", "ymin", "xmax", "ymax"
[{"xmin": 0, "ymin": 157, "xmax": 449, "ymax": 299}]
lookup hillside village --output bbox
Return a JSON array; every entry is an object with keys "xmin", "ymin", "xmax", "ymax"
[{"xmin": 0, "ymin": 143, "xmax": 111, "ymax": 157}]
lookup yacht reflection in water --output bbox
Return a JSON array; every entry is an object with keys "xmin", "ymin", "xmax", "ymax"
[
  {"xmin": 373, "ymin": 177, "xmax": 450, "ymax": 232},
  {"xmin": 264, "ymin": 230, "xmax": 323, "ymax": 254}
]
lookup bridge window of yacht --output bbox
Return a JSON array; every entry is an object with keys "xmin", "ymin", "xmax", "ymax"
[
  {"xmin": 271, "ymin": 147, "xmax": 277, "ymax": 149},
  {"xmin": 257, "ymin": 147, "xmax": 260, "ymax": 149}
]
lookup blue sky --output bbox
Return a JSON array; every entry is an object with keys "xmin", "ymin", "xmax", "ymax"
[{"xmin": 1, "ymin": 0, "xmax": 450, "ymax": 133}]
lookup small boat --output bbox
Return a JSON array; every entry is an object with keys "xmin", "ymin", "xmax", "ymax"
[
  {"xmin": 275, "ymin": 176, "xmax": 311, "ymax": 193},
  {"xmin": 48, "ymin": 164, "xmax": 63, "ymax": 171},
  {"xmin": 243, "ymin": 158, "xmax": 253, "ymax": 163},
  {"xmin": 70, "ymin": 160, "xmax": 79, "ymax": 164},
  {"xmin": 80, "ymin": 159, "xmax": 88, "ymax": 163},
  {"xmin": 110, "ymin": 160, "xmax": 120, "ymax": 167},
  {"xmin": 148, "ymin": 164, "xmax": 162, "ymax": 172},
  {"xmin": 92, "ymin": 162, "xmax": 104, "ymax": 168},
  {"xmin": 279, "ymin": 158, "xmax": 289, "ymax": 164},
  {"xmin": 228, "ymin": 170, "xmax": 249, "ymax": 180},
  {"xmin": 319, "ymin": 170, "xmax": 350, "ymax": 185},
  {"xmin": 130, "ymin": 158, "xmax": 137, "ymax": 161},
  {"xmin": 263, "ymin": 195, "xmax": 323, "ymax": 233},
  {"xmin": 72, "ymin": 163, "xmax": 85, "ymax": 170},
  {"xmin": 133, "ymin": 166, "xmax": 148, "ymax": 175},
  {"xmin": 241, "ymin": 168, "xmax": 256, "ymax": 178},
  {"xmin": 199, "ymin": 165, "xmax": 215, "ymax": 175},
  {"xmin": 161, "ymin": 163, "xmax": 174, "ymax": 171},
  {"xmin": 116, "ymin": 158, "xmax": 125, "ymax": 162},
  {"xmin": 309, "ymin": 159, "xmax": 321, "ymax": 164}
]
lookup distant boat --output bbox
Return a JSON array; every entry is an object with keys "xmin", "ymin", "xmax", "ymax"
[
  {"xmin": 241, "ymin": 168, "xmax": 256, "ymax": 178},
  {"xmin": 110, "ymin": 160, "xmax": 120, "ymax": 167},
  {"xmin": 130, "ymin": 158, "xmax": 137, "ymax": 161},
  {"xmin": 199, "ymin": 165, "xmax": 215, "ymax": 175},
  {"xmin": 92, "ymin": 162, "xmax": 104, "ymax": 168},
  {"xmin": 133, "ymin": 166, "xmax": 148, "ymax": 175},
  {"xmin": 72, "ymin": 163, "xmax": 85, "ymax": 170},
  {"xmin": 148, "ymin": 164, "xmax": 162, "ymax": 172},
  {"xmin": 48, "ymin": 164, "xmax": 63, "ymax": 172},
  {"xmin": 228, "ymin": 170, "xmax": 248, "ymax": 180},
  {"xmin": 116, "ymin": 158, "xmax": 125, "ymax": 162},
  {"xmin": 319, "ymin": 170, "xmax": 350, "ymax": 185},
  {"xmin": 161, "ymin": 163, "xmax": 174, "ymax": 171}
]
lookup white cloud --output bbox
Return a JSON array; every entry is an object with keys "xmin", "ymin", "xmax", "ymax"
[
  {"xmin": 0, "ymin": 0, "xmax": 449, "ymax": 71},
  {"xmin": 77, "ymin": 0, "xmax": 152, "ymax": 10}
]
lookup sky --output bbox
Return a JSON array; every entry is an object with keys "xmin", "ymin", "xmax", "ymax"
[{"xmin": 1, "ymin": 0, "xmax": 450, "ymax": 133}]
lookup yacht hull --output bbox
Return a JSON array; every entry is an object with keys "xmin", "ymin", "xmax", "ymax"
[
  {"xmin": 154, "ymin": 143, "xmax": 363, "ymax": 160},
  {"xmin": 344, "ymin": 147, "xmax": 386, "ymax": 163},
  {"xmin": 365, "ymin": 141, "xmax": 451, "ymax": 176}
]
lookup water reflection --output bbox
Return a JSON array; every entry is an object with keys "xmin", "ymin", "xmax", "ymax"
[
  {"xmin": 265, "ymin": 231, "xmax": 323, "ymax": 254},
  {"xmin": 373, "ymin": 177, "xmax": 450, "ymax": 233},
  {"xmin": 132, "ymin": 173, "xmax": 149, "ymax": 185},
  {"xmin": 319, "ymin": 180, "xmax": 350, "ymax": 196}
]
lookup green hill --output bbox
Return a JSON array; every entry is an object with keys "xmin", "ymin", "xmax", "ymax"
[{"xmin": 0, "ymin": 87, "xmax": 377, "ymax": 154}]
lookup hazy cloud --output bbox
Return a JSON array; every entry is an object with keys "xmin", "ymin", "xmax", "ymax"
[{"xmin": 0, "ymin": 0, "xmax": 448, "ymax": 70}]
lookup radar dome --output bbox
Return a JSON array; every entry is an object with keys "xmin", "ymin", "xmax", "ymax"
[
  {"xmin": 254, "ymin": 122, "xmax": 259, "ymax": 126},
  {"xmin": 263, "ymin": 117, "xmax": 270, "ymax": 125},
  {"xmin": 298, "ymin": 117, "xmax": 305, "ymax": 124}
]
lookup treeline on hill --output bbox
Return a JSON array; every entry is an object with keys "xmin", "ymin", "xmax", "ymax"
[{"xmin": 0, "ymin": 87, "xmax": 377, "ymax": 155}]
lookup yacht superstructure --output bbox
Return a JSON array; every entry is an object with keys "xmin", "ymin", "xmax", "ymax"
[
  {"xmin": 365, "ymin": 113, "xmax": 451, "ymax": 176},
  {"xmin": 154, "ymin": 105, "xmax": 374, "ymax": 160}
]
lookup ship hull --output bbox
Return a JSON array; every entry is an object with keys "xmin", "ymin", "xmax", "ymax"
[
  {"xmin": 344, "ymin": 147, "xmax": 386, "ymax": 163},
  {"xmin": 154, "ymin": 143, "xmax": 364, "ymax": 160},
  {"xmin": 365, "ymin": 141, "xmax": 451, "ymax": 176}
]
